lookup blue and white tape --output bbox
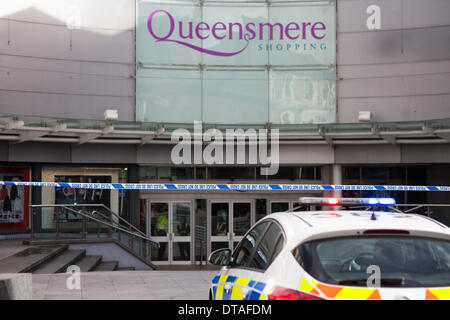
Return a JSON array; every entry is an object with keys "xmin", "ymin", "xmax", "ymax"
[{"xmin": 1, "ymin": 181, "xmax": 449, "ymax": 191}]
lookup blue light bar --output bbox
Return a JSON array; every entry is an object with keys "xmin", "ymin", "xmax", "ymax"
[
  {"xmin": 363, "ymin": 198, "xmax": 396, "ymax": 205},
  {"xmin": 378, "ymin": 198, "xmax": 396, "ymax": 205}
]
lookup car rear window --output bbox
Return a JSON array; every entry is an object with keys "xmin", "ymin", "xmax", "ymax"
[{"xmin": 292, "ymin": 236, "xmax": 450, "ymax": 287}]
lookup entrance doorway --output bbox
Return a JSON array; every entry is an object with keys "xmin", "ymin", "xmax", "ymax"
[
  {"xmin": 208, "ymin": 200, "xmax": 253, "ymax": 255},
  {"xmin": 147, "ymin": 200, "xmax": 193, "ymax": 265}
]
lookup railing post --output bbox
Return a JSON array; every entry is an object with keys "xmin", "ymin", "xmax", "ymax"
[
  {"xmin": 108, "ymin": 209, "xmax": 113, "ymax": 238},
  {"xmin": 129, "ymin": 234, "xmax": 133, "ymax": 250},
  {"xmin": 30, "ymin": 207, "xmax": 34, "ymax": 241},
  {"xmin": 82, "ymin": 211, "xmax": 87, "ymax": 239},
  {"xmin": 55, "ymin": 207, "xmax": 60, "ymax": 238}
]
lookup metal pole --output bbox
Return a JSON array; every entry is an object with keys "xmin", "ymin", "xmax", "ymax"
[
  {"xmin": 30, "ymin": 208, "xmax": 34, "ymax": 241},
  {"xmin": 82, "ymin": 215, "xmax": 87, "ymax": 239},
  {"xmin": 56, "ymin": 207, "xmax": 60, "ymax": 238}
]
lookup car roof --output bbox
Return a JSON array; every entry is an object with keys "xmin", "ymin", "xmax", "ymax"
[{"xmin": 264, "ymin": 210, "xmax": 450, "ymax": 248}]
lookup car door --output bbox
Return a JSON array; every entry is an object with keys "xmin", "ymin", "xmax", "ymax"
[{"xmin": 217, "ymin": 220, "xmax": 285, "ymax": 300}]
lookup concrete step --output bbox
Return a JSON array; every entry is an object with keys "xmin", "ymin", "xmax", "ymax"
[
  {"xmin": 76, "ymin": 255, "xmax": 102, "ymax": 272},
  {"xmin": 0, "ymin": 245, "xmax": 68, "ymax": 273},
  {"xmin": 116, "ymin": 266, "xmax": 136, "ymax": 271},
  {"xmin": 33, "ymin": 249, "xmax": 86, "ymax": 274},
  {"xmin": 93, "ymin": 261, "xmax": 118, "ymax": 271}
]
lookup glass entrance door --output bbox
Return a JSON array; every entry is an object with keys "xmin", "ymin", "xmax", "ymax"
[
  {"xmin": 171, "ymin": 202, "xmax": 192, "ymax": 263},
  {"xmin": 208, "ymin": 200, "xmax": 253, "ymax": 255},
  {"xmin": 149, "ymin": 202, "xmax": 169, "ymax": 263},
  {"xmin": 209, "ymin": 201, "xmax": 230, "ymax": 253},
  {"xmin": 147, "ymin": 201, "xmax": 192, "ymax": 264}
]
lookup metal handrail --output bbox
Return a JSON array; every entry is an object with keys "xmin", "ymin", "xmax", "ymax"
[
  {"xmin": 29, "ymin": 204, "xmax": 159, "ymax": 249},
  {"xmin": 30, "ymin": 204, "xmax": 147, "ymax": 238}
]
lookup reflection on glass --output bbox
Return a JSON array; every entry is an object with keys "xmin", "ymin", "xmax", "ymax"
[
  {"xmin": 233, "ymin": 202, "xmax": 251, "ymax": 236},
  {"xmin": 203, "ymin": 70, "xmax": 268, "ymax": 124},
  {"xmin": 173, "ymin": 202, "xmax": 190, "ymax": 236},
  {"xmin": 209, "ymin": 249, "xmax": 231, "ymax": 266},
  {"xmin": 233, "ymin": 221, "xmax": 269, "ymax": 267},
  {"xmin": 212, "ymin": 241, "xmax": 229, "ymax": 252},
  {"xmin": 211, "ymin": 203, "xmax": 229, "ymax": 236},
  {"xmin": 151, "ymin": 203, "xmax": 168, "ymax": 237},
  {"xmin": 255, "ymin": 199, "xmax": 267, "ymax": 222},
  {"xmin": 174, "ymin": 242, "xmax": 190, "ymax": 261},
  {"xmin": 136, "ymin": 69, "xmax": 202, "ymax": 123},
  {"xmin": 269, "ymin": 69, "xmax": 336, "ymax": 125},
  {"xmin": 250, "ymin": 223, "xmax": 281, "ymax": 270},
  {"xmin": 271, "ymin": 202, "xmax": 289, "ymax": 213},
  {"xmin": 195, "ymin": 199, "xmax": 207, "ymax": 261},
  {"xmin": 151, "ymin": 242, "xmax": 168, "ymax": 261}
]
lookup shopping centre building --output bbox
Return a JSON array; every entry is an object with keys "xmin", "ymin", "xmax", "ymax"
[{"xmin": 0, "ymin": 0, "xmax": 450, "ymax": 266}]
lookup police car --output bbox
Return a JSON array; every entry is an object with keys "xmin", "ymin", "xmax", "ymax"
[{"xmin": 208, "ymin": 197, "xmax": 450, "ymax": 300}]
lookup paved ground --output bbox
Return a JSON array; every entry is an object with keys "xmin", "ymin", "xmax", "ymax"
[
  {"xmin": 32, "ymin": 270, "xmax": 218, "ymax": 300},
  {"xmin": 0, "ymin": 240, "xmax": 33, "ymax": 261}
]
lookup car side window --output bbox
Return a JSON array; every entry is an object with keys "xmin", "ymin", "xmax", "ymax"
[
  {"xmin": 232, "ymin": 221, "xmax": 270, "ymax": 268},
  {"xmin": 249, "ymin": 222, "xmax": 284, "ymax": 271}
]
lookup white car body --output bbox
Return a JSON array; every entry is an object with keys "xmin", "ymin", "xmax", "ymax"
[{"xmin": 210, "ymin": 209, "xmax": 450, "ymax": 300}]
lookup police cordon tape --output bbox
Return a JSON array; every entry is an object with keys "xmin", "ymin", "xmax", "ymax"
[{"xmin": 1, "ymin": 181, "xmax": 450, "ymax": 191}]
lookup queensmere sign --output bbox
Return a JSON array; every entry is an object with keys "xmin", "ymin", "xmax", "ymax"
[{"xmin": 147, "ymin": 9, "xmax": 327, "ymax": 57}]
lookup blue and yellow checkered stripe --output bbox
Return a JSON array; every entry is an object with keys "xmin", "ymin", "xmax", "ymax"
[{"xmin": 211, "ymin": 275, "xmax": 269, "ymax": 300}]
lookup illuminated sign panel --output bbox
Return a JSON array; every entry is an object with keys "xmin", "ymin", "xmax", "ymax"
[{"xmin": 136, "ymin": 0, "xmax": 336, "ymax": 125}]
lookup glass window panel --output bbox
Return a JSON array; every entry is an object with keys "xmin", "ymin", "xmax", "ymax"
[
  {"xmin": 173, "ymin": 242, "xmax": 190, "ymax": 261},
  {"xmin": 203, "ymin": 70, "xmax": 268, "ymax": 124},
  {"xmin": 232, "ymin": 221, "xmax": 269, "ymax": 268},
  {"xmin": 158, "ymin": 167, "xmax": 171, "ymax": 179},
  {"xmin": 151, "ymin": 203, "xmax": 169, "ymax": 237},
  {"xmin": 269, "ymin": 69, "xmax": 336, "ymax": 124},
  {"xmin": 211, "ymin": 202, "xmax": 229, "ymax": 236},
  {"xmin": 212, "ymin": 241, "xmax": 229, "ymax": 252},
  {"xmin": 300, "ymin": 166, "xmax": 315, "ymax": 180},
  {"xmin": 151, "ymin": 241, "xmax": 168, "ymax": 261},
  {"xmin": 271, "ymin": 202, "xmax": 289, "ymax": 213},
  {"xmin": 195, "ymin": 199, "xmax": 207, "ymax": 262},
  {"xmin": 173, "ymin": 202, "xmax": 191, "ymax": 236},
  {"xmin": 170, "ymin": 167, "xmax": 194, "ymax": 180},
  {"xmin": 250, "ymin": 223, "xmax": 281, "ymax": 270},
  {"xmin": 265, "ymin": 166, "xmax": 299, "ymax": 180},
  {"xmin": 269, "ymin": 3, "xmax": 336, "ymax": 66},
  {"xmin": 147, "ymin": 167, "xmax": 157, "ymax": 179},
  {"xmin": 202, "ymin": 3, "xmax": 268, "ymax": 66},
  {"xmin": 136, "ymin": 68, "xmax": 202, "ymax": 123},
  {"xmin": 255, "ymin": 199, "xmax": 267, "ymax": 222},
  {"xmin": 233, "ymin": 202, "xmax": 251, "ymax": 236},
  {"xmin": 196, "ymin": 167, "xmax": 207, "ymax": 179},
  {"xmin": 208, "ymin": 167, "xmax": 254, "ymax": 180},
  {"xmin": 316, "ymin": 166, "xmax": 322, "ymax": 180},
  {"xmin": 343, "ymin": 167, "xmax": 360, "ymax": 181},
  {"xmin": 137, "ymin": 2, "xmax": 201, "ymax": 65},
  {"xmin": 270, "ymin": 235, "xmax": 284, "ymax": 263}
]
